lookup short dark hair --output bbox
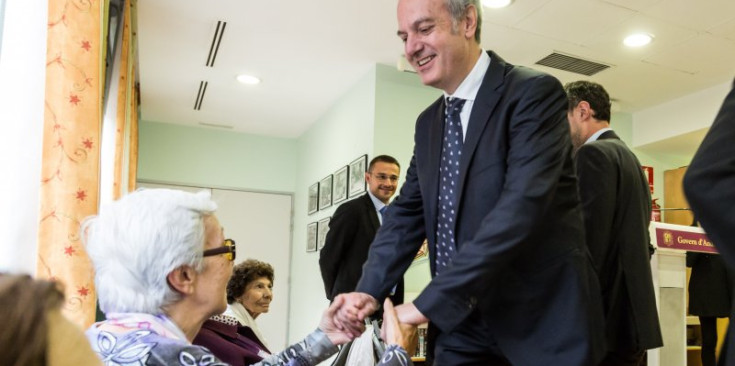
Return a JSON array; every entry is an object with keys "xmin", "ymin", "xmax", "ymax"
[
  {"xmin": 226, "ymin": 259, "xmax": 275, "ymax": 304},
  {"xmin": 368, "ymin": 155, "xmax": 400, "ymax": 172},
  {"xmin": 564, "ymin": 81, "xmax": 611, "ymax": 122}
]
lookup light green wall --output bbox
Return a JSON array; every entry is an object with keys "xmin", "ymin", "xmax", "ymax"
[
  {"xmin": 614, "ymin": 111, "xmax": 705, "ymax": 221},
  {"xmin": 611, "ymin": 112, "xmax": 679, "ymax": 202},
  {"xmin": 288, "ymin": 65, "xmax": 441, "ymax": 341},
  {"xmin": 374, "ymin": 64, "xmax": 440, "ymax": 294},
  {"xmin": 289, "ymin": 67, "xmax": 377, "ymax": 343},
  {"xmin": 374, "ymin": 64, "xmax": 442, "ymax": 183},
  {"xmin": 138, "ymin": 121, "xmax": 297, "ymax": 192}
]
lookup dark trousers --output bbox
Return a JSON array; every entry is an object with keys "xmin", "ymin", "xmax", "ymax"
[
  {"xmin": 425, "ymin": 311, "xmax": 511, "ymax": 366},
  {"xmin": 701, "ymin": 316, "xmax": 719, "ymax": 366}
]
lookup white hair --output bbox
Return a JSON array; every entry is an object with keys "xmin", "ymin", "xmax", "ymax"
[{"xmin": 82, "ymin": 188, "xmax": 217, "ymax": 315}]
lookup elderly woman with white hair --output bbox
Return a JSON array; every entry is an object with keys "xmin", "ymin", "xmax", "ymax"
[{"xmin": 83, "ymin": 189, "xmax": 414, "ymax": 366}]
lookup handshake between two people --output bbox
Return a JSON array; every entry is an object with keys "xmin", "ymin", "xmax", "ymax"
[{"xmin": 318, "ymin": 292, "xmax": 429, "ymax": 354}]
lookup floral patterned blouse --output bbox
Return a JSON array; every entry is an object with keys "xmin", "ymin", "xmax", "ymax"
[{"xmin": 86, "ymin": 323, "xmax": 412, "ymax": 366}]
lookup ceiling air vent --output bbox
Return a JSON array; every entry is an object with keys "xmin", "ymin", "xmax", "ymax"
[
  {"xmin": 206, "ymin": 20, "xmax": 227, "ymax": 67},
  {"xmin": 194, "ymin": 81, "xmax": 208, "ymax": 110},
  {"xmin": 535, "ymin": 52, "xmax": 610, "ymax": 76}
]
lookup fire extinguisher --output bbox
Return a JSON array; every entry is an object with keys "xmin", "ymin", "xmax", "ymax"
[{"xmin": 651, "ymin": 198, "xmax": 661, "ymax": 222}]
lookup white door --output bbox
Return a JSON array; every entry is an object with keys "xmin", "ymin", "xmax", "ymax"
[{"xmin": 211, "ymin": 189, "xmax": 292, "ymax": 350}]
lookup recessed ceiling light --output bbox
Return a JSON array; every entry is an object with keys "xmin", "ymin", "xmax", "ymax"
[
  {"xmin": 482, "ymin": 0, "xmax": 512, "ymax": 8},
  {"xmin": 236, "ymin": 74, "xmax": 261, "ymax": 85},
  {"xmin": 623, "ymin": 33, "xmax": 653, "ymax": 47}
]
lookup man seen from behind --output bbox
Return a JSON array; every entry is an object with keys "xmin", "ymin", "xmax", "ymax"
[{"xmin": 566, "ymin": 80, "xmax": 663, "ymax": 366}]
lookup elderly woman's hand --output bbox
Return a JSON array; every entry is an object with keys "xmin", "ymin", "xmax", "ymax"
[
  {"xmin": 381, "ymin": 298, "xmax": 418, "ymax": 355},
  {"xmin": 319, "ymin": 296, "xmax": 356, "ymax": 345}
]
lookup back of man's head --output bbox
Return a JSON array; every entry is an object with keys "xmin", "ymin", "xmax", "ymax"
[{"xmin": 564, "ymin": 81, "xmax": 612, "ymax": 122}]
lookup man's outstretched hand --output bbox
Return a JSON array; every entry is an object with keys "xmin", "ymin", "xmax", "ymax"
[{"xmin": 333, "ymin": 292, "xmax": 378, "ymax": 338}]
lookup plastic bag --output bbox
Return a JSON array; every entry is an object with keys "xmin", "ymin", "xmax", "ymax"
[{"xmin": 345, "ymin": 324, "xmax": 376, "ymax": 366}]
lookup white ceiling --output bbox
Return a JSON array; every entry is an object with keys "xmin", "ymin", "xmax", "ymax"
[{"xmin": 137, "ymin": 0, "xmax": 735, "ymax": 144}]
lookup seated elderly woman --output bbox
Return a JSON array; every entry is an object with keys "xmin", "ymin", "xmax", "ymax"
[
  {"xmin": 83, "ymin": 188, "xmax": 413, "ymax": 366},
  {"xmin": 193, "ymin": 259, "xmax": 276, "ymax": 364},
  {"xmin": 224, "ymin": 259, "xmax": 275, "ymax": 347},
  {"xmin": 0, "ymin": 273, "xmax": 101, "ymax": 366}
]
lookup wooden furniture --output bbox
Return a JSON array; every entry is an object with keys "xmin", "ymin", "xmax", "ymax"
[{"xmin": 663, "ymin": 166, "xmax": 693, "ymax": 226}]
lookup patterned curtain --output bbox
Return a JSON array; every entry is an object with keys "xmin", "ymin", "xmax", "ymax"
[
  {"xmin": 39, "ymin": 0, "xmax": 139, "ymax": 328},
  {"xmin": 39, "ymin": 0, "xmax": 107, "ymax": 327}
]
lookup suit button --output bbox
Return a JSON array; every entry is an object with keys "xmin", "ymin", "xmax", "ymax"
[{"xmin": 469, "ymin": 296, "xmax": 477, "ymax": 308}]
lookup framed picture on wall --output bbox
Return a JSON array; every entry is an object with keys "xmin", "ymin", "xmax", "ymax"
[
  {"xmin": 308, "ymin": 183, "xmax": 319, "ymax": 215},
  {"xmin": 319, "ymin": 174, "xmax": 333, "ymax": 210},
  {"xmin": 306, "ymin": 222, "xmax": 318, "ymax": 252},
  {"xmin": 333, "ymin": 165, "xmax": 349, "ymax": 205},
  {"xmin": 348, "ymin": 154, "xmax": 367, "ymax": 198},
  {"xmin": 317, "ymin": 217, "xmax": 331, "ymax": 250}
]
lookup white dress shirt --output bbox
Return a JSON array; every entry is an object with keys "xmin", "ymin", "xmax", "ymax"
[{"xmin": 443, "ymin": 50, "xmax": 491, "ymax": 141}]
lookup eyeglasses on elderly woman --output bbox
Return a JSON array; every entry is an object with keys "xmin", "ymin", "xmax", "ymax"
[{"xmin": 203, "ymin": 238, "xmax": 236, "ymax": 262}]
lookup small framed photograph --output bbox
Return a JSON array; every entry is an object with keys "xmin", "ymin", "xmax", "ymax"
[
  {"xmin": 317, "ymin": 217, "xmax": 331, "ymax": 250},
  {"xmin": 348, "ymin": 154, "xmax": 367, "ymax": 198},
  {"xmin": 333, "ymin": 165, "xmax": 349, "ymax": 205},
  {"xmin": 306, "ymin": 222, "xmax": 318, "ymax": 252},
  {"xmin": 308, "ymin": 183, "xmax": 319, "ymax": 215},
  {"xmin": 319, "ymin": 175, "xmax": 333, "ymax": 210}
]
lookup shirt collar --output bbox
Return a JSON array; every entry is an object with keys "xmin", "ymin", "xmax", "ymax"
[
  {"xmin": 585, "ymin": 127, "xmax": 613, "ymax": 144},
  {"xmin": 367, "ymin": 190, "xmax": 387, "ymax": 211},
  {"xmin": 444, "ymin": 50, "xmax": 490, "ymax": 102}
]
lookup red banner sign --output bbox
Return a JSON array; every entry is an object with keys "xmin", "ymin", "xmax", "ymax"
[{"xmin": 651, "ymin": 222, "xmax": 717, "ymax": 254}]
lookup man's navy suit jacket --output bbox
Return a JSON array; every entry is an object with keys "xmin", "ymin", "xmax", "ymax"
[{"xmin": 357, "ymin": 51, "xmax": 606, "ymax": 365}]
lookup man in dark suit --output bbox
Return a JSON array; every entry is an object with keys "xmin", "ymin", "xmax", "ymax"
[
  {"xmin": 319, "ymin": 155, "xmax": 403, "ymax": 304},
  {"xmin": 335, "ymin": 0, "xmax": 606, "ymax": 364},
  {"xmin": 684, "ymin": 80, "xmax": 735, "ymax": 366},
  {"xmin": 565, "ymin": 81, "xmax": 663, "ymax": 366}
]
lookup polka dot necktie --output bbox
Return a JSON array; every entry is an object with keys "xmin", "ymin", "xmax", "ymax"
[{"xmin": 435, "ymin": 97, "xmax": 465, "ymax": 274}]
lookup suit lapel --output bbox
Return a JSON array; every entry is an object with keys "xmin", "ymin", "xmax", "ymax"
[
  {"xmin": 425, "ymin": 100, "xmax": 447, "ymax": 243},
  {"xmin": 362, "ymin": 193, "xmax": 380, "ymax": 232},
  {"xmin": 456, "ymin": 51, "xmax": 506, "ymax": 204}
]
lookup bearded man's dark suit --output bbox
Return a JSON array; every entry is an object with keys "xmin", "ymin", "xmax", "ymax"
[
  {"xmin": 684, "ymin": 80, "xmax": 735, "ymax": 365},
  {"xmin": 575, "ymin": 130, "xmax": 663, "ymax": 358},
  {"xmin": 356, "ymin": 51, "xmax": 605, "ymax": 365},
  {"xmin": 319, "ymin": 193, "xmax": 403, "ymax": 304}
]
